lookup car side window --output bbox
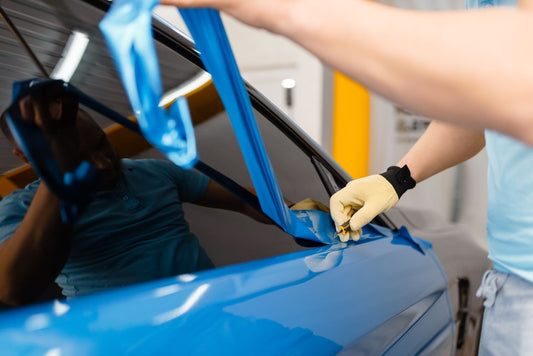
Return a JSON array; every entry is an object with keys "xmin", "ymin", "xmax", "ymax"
[
  {"xmin": 178, "ymin": 104, "xmax": 334, "ymax": 267},
  {"xmin": 0, "ymin": 0, "xmax": 339, "ymax": 305}
]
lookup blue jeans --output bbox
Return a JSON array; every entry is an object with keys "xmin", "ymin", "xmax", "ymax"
[{"xmin": 476, "ymin": 269, "xmax": 533, "ymax": 355}]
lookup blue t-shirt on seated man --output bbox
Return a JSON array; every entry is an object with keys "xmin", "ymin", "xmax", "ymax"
[
  {"xmin": 0, "ymin": 84, "xmax": 268, "ymax": 304},
  {"xmin": 0, "ymin": 159, "xmax": 213, "ymax": 297}
]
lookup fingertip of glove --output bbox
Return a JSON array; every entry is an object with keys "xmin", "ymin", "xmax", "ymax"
[
  {"xmin": 350, "ymin": 229, "xmax": 362, "ymax": 242},
  {"xmin": 349, "ymin": 218, "xmax": 365, "ymax": 234},
  {"xmin": 339, "ymin": 233, "xmax": 350, "ymax": 243}
]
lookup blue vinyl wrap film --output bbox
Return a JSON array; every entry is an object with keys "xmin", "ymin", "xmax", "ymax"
[
  {"xmin": 178, "ymin": 8, "xmax": 323, "ymax": 241},
  {"xmin": 99, "ymin": 0, "xmax": 336, "ymax": 243},
  {"xmin": 99, "ymin": 0, "xmax": 198, "ymax": 169}
]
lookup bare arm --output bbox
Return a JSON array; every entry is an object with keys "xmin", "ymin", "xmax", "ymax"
[
  {"xmin": 0, "ymin": 183, "xmax": 73, "ymax": 305},
  {"xmin": 397, "ymin": 121, "xmax": 486, "ymax": 183},
  {"xmin": 0, "ymin": 83, "xmax": 81, "ymax": 305},
  {"xmin": 163, "ymin": 0, "xmax": 533, "ymax": 145},
  {"xmin": 329, "ymin": 121, "xmax": 485, "ymax": 241},
  {"xmin": 194, "ymin": 180, "xmax": 272, "ymax": 223}
]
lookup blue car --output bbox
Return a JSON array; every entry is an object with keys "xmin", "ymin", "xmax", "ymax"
[{"xmin": 0, "ymin": 0, "xmax": 488, "ymax": 354}]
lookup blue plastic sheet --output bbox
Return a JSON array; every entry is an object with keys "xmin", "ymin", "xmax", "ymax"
[
  {"xmin": 99, "ymin": 1, "xmax": 333, "ymax": 243},
  {"xmin": 99, "ymin": 0, "xmax": 197, "ymax": 169},
  {"xmin": 178, "ymin": 9, "xmax": 330, "ymax": 242}
]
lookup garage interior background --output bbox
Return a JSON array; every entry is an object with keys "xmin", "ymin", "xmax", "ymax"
[{"xmin": 156, "ymin": 0, "xmax": 488, "ymax": 252}]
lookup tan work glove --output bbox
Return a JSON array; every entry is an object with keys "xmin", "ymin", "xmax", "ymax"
[
  {"xmin": 330, "ymin": 165, "xmax": 416, "ymax": 242},
  {"xmin": 290, "ymin": 198, "xmax": 330, "ymax": 213}
]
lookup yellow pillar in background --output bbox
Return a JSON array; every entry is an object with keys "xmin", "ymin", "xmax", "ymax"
[{"xmin": 332, "ymin": 71, "xmax": 370, "ymax": 179}]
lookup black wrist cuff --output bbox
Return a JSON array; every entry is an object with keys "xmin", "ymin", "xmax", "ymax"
[{"xmin": 380, "ymin": 165, "xmax": 416, "ymax": 198}]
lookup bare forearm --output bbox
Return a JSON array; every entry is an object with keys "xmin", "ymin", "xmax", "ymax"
[
  {"xmin": 0, "ymin": 183, "xmax": 72, "ymax": 305},
  {"xmin": 283, "ymin": 1, "xmax": 533, "ymax": 143},
  {"xmin": 164, "ymin": 0, "xmax": 533, "ymax": 144},
  {"xmin": 195, "ymin": 181, "xmax": 271, "ymax": 223},
  {"xmin": 396, "ymin": 121, "xmax": 485, "ymax": 183}
]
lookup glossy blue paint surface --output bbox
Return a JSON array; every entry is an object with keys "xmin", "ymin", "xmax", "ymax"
[{"xmin": 0, "ymin": 227, "xmax": 453, "ymax": 355}]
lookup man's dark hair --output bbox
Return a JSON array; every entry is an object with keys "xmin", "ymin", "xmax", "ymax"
[{"xmin": 0, "ymin": 109, "xmax": 13, "ymax": 141}]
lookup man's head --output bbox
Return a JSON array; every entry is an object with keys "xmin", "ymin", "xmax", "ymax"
[
  {"xmin": 0, "ymin": 109, "xmax": 12, "ymax": 141},
  {"xmin": 1, "ymin": 103, "xmax": 121, "ymax": 189},
  {"xmin": 74, "ymin": 110, "xmax": 122, "ymax": 189},
  {"xmin": 1, "ymin": 108, "xmax": 30, "ymax": 164}
]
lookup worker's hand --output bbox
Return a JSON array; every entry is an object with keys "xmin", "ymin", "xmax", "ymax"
[
  {"xmin": 160, "ymin": 0, "xmax": 248, "ymax": 11},
  {"xmin": 330, "ymin": 166, "xmax": 416, "ymax": 242},
  {"xmin": 18, "ymin": 81, "xmax": 81, "ymax": 172},
  {"xmin": 160, "ymin": 0, "xmax": 280, "ymax": 30},
  {"xmin": 330, "ymin": 175, "xmax": 398, "ymax": 242},
  {"xmin": 290, "ymin": 198, "xmax": 330, "ymax": 213}
]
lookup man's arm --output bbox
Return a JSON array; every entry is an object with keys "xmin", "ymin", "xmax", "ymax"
[
  {"xmin": 0, "ymin": 183, "xmax": 73, "ymax": 305},
  {"xmin": 396, "ymin": 121, "xmax": 485, "ymax": 183},
  {"xmin": 193, "ymin": 180, "xmax": 272, "ymax": 223},
  {"xmin": 0, "ymin": 84, "xmax": 81, "ymax": 305},
  {"xmin": 330, "ymin": 122, "xmax": 485, "ymax": 241},
  {"xmin": 163, "ymin": 0, "xmax": 533, "ymax": 145}
]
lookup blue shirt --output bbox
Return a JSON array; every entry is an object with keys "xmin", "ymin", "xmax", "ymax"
[
  {"xmin": 0, "ymin": 159, "xmax": 211, "ymax": 297},
  {"xmin": 485, "ymin": 131, "xmax": 533, "ymax": 283},
  {"xmin": 466, "ymin": 0, "xmax": 517, "ymax": 8},
  {"xmin": 466, "ymin": 0, "xmax": 533, "ymax": 283}
]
